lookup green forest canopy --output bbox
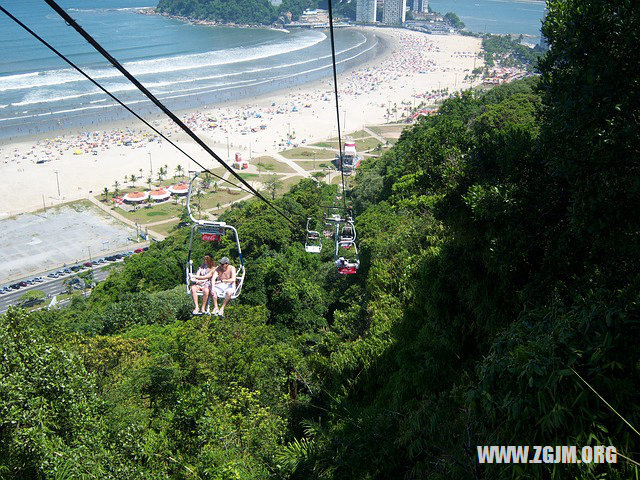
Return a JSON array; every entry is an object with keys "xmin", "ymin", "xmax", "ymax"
[
  {"xmin": 1, "ymin": 1, "xmax": 639, "ymax": 478},
  {"xmin": 156, "ymin": 0, "xmax": 357, "ymax": 24}
]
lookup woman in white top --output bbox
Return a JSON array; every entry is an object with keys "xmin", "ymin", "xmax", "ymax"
[{"xmin": 190, "ymin": 255, "xmax": 217, "ymax": 314}]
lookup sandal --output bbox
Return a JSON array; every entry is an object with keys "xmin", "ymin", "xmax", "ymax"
[
  {"xmin": 212, "ymin": 307, "xmax": 220, "ymax": 316},
  {"xmin": 192, "ymin": 309, "xmax": 200, "ymax": 315}
]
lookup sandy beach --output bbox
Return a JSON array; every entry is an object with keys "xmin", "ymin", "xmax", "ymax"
[{"xmin": 0, "ymin": 28, "xmax": 482, "ymax": 217}]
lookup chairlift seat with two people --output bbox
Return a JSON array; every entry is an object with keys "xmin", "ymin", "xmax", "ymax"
[
  {"xmin": 185, "ymin": 171, "xmax": 245, "ymax": 314},
  {"xmin": 335, "ymin": 240, "xmax": 360, "ymax": 275}
]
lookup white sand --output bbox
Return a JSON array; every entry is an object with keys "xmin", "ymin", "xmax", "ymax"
[{"xmin": 0, "ymin": 28, "xmax": 482, "ymax": 217}]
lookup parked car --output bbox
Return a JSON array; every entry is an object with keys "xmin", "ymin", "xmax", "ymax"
[
  {"xmin": 63, "ymin": 268, "xmax": 71, "ymax": 274},
  {"xmin": 84, "ymin": 261, "xmax": 93, "ymax": 267},
  {"xmin": 47, "ymin": 273, "xmax": 57, "ymax": 278},
  {"xmin": 134, "ymin": 248, "xmax": 144, "ymax": 253},
  {"xmin": 34, "ymin": 277, "xmax": 44, "ymax": 282},
  {"xmin": 142, "ymin": 246, "xmax": 149, "ymax": 251},
  {"xmin": 10, "ymin": 284, "xmax": 20, "ymax": 290},
  {"xmin": 19, "ymin": 281, "xmax": 28, "ymax": 287},
  {"xmin": 114, "ymin": 254, "xmax": 123, "ymax": 259}
]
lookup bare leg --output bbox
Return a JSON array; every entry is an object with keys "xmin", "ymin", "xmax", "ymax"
[
  {"xmin": 191, "ymin": 285, "xmax": 200, "ymax": 313},
  {"xmin": 202, "ymin": 287, "xmax": 210, "ymax": 313},
  {"xmin": 219, "ymin": 291, "xmax": 232, "ymax": 316},
  {"xmin": 212, "ymin": 286, "xmax": 219, "ymax": 311}
]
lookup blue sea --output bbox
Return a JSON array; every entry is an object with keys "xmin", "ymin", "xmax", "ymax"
[
  {"xmin": 429, "ymin": 0, "xmax": 546, "ymax": 37},
  {"xmin": 0, "ymin": 0, "xmax": 546, "ymax": 140},
  {"xmin": 0, "ymin": 0, "xmax": 381, "ymax": 139}
]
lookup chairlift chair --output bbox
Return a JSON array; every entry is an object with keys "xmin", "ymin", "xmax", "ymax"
[
  {"xmin": 185, "ymin": 172, "xmax": 245, "ymax": 311},
  {"xmin": 305, "ymin": 218, "xmax": 322, "ymax": 254},
  {"xmin": 339, "ymin": 220, "xmax": 356, "ymax": 243},
  {"xmin": 335, "ymin": 240, "xmax": 360, "ymax": 275}
]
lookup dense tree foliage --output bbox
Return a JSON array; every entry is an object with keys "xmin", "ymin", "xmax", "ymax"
[
  {"xmin": 482, "ymin": 34, "xmax": 544, "ymax": 72},
  {"xmin": 156, "ymin": 0, "xmax": 356, "ymax": 24},
  {"xmin": 1, "ymin": 1, "xmax": 638, "ymax": 478}
]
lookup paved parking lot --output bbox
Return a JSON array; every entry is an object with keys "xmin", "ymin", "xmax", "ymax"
[{"xmin": 0, "ymin": 202, "xmax": 138, "ymax": 282}]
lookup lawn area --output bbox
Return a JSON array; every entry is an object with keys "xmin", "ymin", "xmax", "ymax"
[
  {"xmin": 348, "ymin": 129, "xmax": 371, "ymax": 139},
  {"xmin": 200, "ymin": 190, "xmax": 248, "ymax": 210},
  {"xmin": 150, "ymin": 219, "xmax": 181, "ymax": 237},
  {"xmin": 118, "ymin": 201, "xmax": 184, "ymax": 224},
  {"xmin": 355, "ymin": 137, "xmax": 384, "ymax": 151},
  {"xmin": 319, "ymin": 137, "xmax": 383, "ymax": 152},
  {"xmin": 369, "ymin": 124, "xmax": 407, "ymax": 139},
  {"xmin": 277, "ymin": 175, "xmax": 304, "ymax": 194},
  {"xmin": 280, "ymin": 147, "xmax": 336, "ymax": 160},
  {"xmin": 253, "ymin": 156, "xmax": 296, "ymax": 173},
  {"xmin": 292, "ymin": 160, "xmax": 332, "ymax": 172}
]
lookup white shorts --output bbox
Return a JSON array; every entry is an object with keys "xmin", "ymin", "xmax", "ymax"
[{"xmin": 213, "ymin": 282, "xmax": 235, "ymax": 298}]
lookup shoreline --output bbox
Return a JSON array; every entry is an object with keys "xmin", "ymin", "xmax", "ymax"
[{"xmin": 0, "ymin": 28, "xmax": 484, "ymax": 217}]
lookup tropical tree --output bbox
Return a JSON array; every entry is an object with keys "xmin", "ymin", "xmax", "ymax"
[
  {"xmin": 175, "ymin": 164, "xmax": 184, "ymax": 178},
  {"xmin": 102, "ymin": 187, "xmax": 109, "ymax": 202},
  {"xmin": 113, "ymin": 180, "xmax": 120, "ymax": 198},
  {"xmin": 264, "ymin": 174, "xmax": 283, "ymax": 200},
  {"xmin": 129, "ymin": 174, "xmax": 137, "ymax": 187}
]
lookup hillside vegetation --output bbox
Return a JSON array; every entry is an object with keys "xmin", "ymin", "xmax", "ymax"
[
  {"xmin": 1, "ymin": 1, "xmax": 639, "ymax": 478},
  {"xmin": 155, "ymin": 0, "xmax": 356, "ymax": 24}
]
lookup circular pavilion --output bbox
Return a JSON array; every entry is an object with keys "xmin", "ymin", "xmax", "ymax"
[{"xmin": 122, "ymin": 191, "xmax": 149, "ymax": 204}]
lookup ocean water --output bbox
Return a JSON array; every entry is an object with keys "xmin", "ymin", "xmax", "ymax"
[
  {"xmin": 429, "ymin": 0, "xmax": 546, "ymax": 37},
  {"xmin": 0, "ymin": 0, "xmax": 381, "ymax": 139}
]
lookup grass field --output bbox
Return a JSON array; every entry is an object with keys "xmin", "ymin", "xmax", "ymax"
[
  {"xmin": 118, "ymin": 201, "xmax": 184, "ymax": 224},
  {"xmin": 292, "ymin": 160, "xmax": 330, "ymax": 171},
  {"xmin": 253, "ymin": 156, "xmax": 296, "ymax": 173},
  {"xmin": 149, "ymin": 219, "xmax": 181, "ymax": 237},
  {"xmin": 280, "ymin": 147, "xmax": 336, "ymax": 160},
  {"xmin": 278, "ymin": 175, "xmax": 304, "ymax": 194}
]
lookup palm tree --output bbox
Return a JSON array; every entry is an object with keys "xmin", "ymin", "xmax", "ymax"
[
  {"xmin": 201, "ymin": 173, "xmax": 212, "ymax": 189},
  {"xmin": 139, "ymin": 168, "xmax": 143, "ymax": 179},
  {"xmin": 113, "ymin": 180, "xmax": 120, "ymax": 199},
  {"xmin": 195, "ymin": 188, "xmax": 203, "ymax": 217},
  {"xmin": 175, "ymin": 164, "xmax": 184, "ymax": 179},
  {"xmin": 146, "ymin": 177, "xmax": 153, "ymax": 190},
  {"xmin": 102, "ymin": 187, "xmax": 109, "ymax": 202},
  {"xmin": 129, "ymin": 174, "xmax": 136, "ymax": 187}
]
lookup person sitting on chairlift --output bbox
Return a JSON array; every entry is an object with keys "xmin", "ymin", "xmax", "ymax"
[
  {"xmin": 336, "ymin": 256, "xmax": 346, "ymax": 269},
  {"xmin": 212, "ymin": 256, "xmax": 236, "ymax": 317},
  {"xmin": 190, "ymin": 255, "xmax": 217, "ymax": 315}
]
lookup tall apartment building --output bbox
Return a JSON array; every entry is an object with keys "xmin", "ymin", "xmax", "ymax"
[
  {"xmin": 382, "ymin": 0, "xmax": 405, "ymax": 25},
  {"xmin": 356, "ymin": 0, "xmax": 377, "ymax": 23},
  {"xmin": 412, "ymin": 0, "xmax": 428, "ymax": 13}
]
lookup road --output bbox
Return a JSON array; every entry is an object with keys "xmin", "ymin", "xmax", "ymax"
[{"xmin": 1, "ymin": 262, "xmax": 113, "ymax": 314}]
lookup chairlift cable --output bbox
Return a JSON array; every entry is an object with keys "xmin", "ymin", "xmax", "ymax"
[
  {"xmin": 326, "ymin": 0, "xmax": 349, "ymax": 215},
  {"xmin": 0, "ymin": 5, "xmax": 252, "ymax": 196},
  {"xmin": 43, "ymin": 0, "xmax": 299, "ymax": 230}
]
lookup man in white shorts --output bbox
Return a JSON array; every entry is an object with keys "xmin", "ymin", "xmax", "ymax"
[{"xmin": 212, "ymin": 256, "xmax": 236, "ymax": 317}]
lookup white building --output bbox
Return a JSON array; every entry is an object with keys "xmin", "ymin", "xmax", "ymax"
[
  {"xmin": 382, "ymin": 0, "xmax": 405, "ymax": 25},
  {"xmin": 412, "ymin": 0, "xmax": 428, "ymax": 13},
  {"xmin": 356, "ymin": 0, "xmax": 377, "ymax": 23}
]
